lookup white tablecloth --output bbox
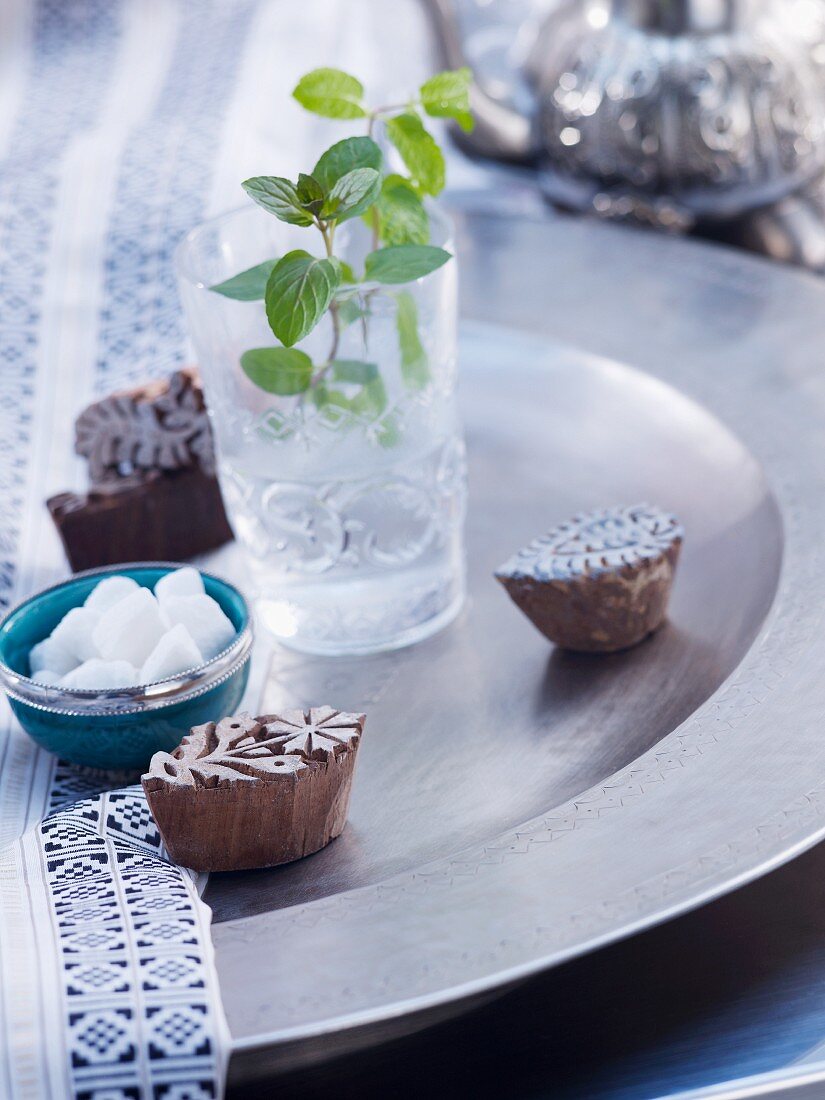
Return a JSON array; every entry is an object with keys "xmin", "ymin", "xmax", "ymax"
[{"xmin": 0, "ymin": 1, "xmax": 473, "ymax": 1095}]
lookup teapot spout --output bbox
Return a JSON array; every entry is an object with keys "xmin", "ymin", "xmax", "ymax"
[
  {"xmin": 466, "ymin": 84, "xmax": 536, "ymax": 163},
  {"xmin": 423, "ymin": 0, "xmax": 536, "ymax": 162}
]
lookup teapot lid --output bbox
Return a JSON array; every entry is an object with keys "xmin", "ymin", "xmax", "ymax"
[{"xmin": 614, "ymin": 0, "xmax": 743, "ymax": 34}]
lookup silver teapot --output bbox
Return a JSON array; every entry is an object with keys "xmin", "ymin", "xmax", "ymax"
[{"xmin": 428, "ymin": 0, "xmax": 825, "ymax": 258}]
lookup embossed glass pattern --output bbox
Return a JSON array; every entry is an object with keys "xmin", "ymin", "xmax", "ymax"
[{"xmin": 176, "ymin": 206, "xmax": 466, "ymax": 654}]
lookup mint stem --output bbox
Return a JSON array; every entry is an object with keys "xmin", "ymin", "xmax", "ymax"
[
  {"xmin": 370, "ymin": 101, "xmax": 417, "ymax": 118},
  {"xmin": 320, "ymin": 221, "xmax": 342, "ymax": 365}
]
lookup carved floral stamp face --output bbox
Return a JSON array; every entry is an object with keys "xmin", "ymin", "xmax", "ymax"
[
  {"xmin": 143, "ymin": 707, "xmax": 365, "ymax": 791},
  {"xmin": 254, "ymin": 708, "xmax": 366, "ymax": 761},
  {"xmin": 495, "ymin": 503, "xmax": 683, "ymax": 582},
  {"xmin": 494, "ymin": 504, "xmax": 683, "ymax": 654},
  {"xmin": 75, "ymin": 369, "xmax": 216, "ymax": 484}
]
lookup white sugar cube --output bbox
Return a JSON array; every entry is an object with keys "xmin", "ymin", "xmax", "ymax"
[
  {"xmin": 32, "ymin": 669, "xmax": 63, "ymax": 686},
  {"xmin": 50, "ymin": 606, "xmax": 100, "ymax": 663},
  {"xmin": 140, "ymin": 624, "xmax": 203, "ymax": 684},
  {"xmin": 162, "ymin": 594, "xmax": 235, "ymax": 660},
  {"xmin": 62, "ymin": 658, "xmax": 139, "ymax": 690},
  {"xmin": 29, "ymin": 636, "xmax": 78, "ymax": 677},
  {"xmin": 154, "ymin": 567, "xmax": 204, "ymax": 605},
  {"xmin": 92, "ymin": 587, "xmax": 167, "ymax": 667},
  {"xmin": 84, "ymin": 575, "xmax": 140, "ymax": 614}
]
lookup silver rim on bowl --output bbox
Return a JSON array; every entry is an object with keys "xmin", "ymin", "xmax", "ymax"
[{"xmin": 0, "ymin": 562, "xmax": 254, "ymax": 716}]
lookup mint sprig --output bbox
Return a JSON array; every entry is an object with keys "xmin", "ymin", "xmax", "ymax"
[
  {"xmin": 212, "ymin": 66, "xmax": 474, "ymax": 428},
  {"xmin": 265, "ymin": 250, "xmax": 340, "ymax": 348},
  {"xmin": 420, "ymin": 68, "xmax": 473, "ymax": 132},
  {"xmin": 364, "ymin": 244, "xmax": 450, "ymax": 284},
  {"xmin": 210, "ymin": 259, "xmax": 275, "ymax": 301},
  {"xmin": 385, "ymin": 114, "xmax": 445, "ymax": 197},
  {"xmin": 396, "ymin": 291, "xmax": 430, "ymax": 389},
  {"xmin": 374, "ymin": 175, "xmax": 429, "ymax": 246},
  {"xmin": 292, "ymin": 68, "xmax": 366, "ymax": 119},
  {"xmin": 313, "ymin": 137, "xmax": 381, "ymax": 190},
  {"xmin": 241, "ymin": 176, "xmax": 314, "ymax": 225},
  {"xmin": 321, "ymin": 167, "xmax": 381, "ymax": 222},
  {"xmin": 240, "ymin": 347, "xmax": 313, "ymax": 394}
]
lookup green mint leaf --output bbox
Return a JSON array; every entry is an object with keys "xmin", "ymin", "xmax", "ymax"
[
  {"xmin": 351, "ymin": 375, "xmax": 388, "ymax": 419},
  {"xmin": 242, "ymin": 176, "xmax": 314, "ymax": 226},
  {"xmin": 336, "ymin": 260, "xmax": 358, "ymax": 284},
  {"xmin": 364, "ymin": 244, "xmax": 450, "ymax": 284},
  {"xmin": 311, "ymin": 384, "xmax": 351, "ymax": 412},
  {"xmin": 311, "ymin": 368, "xmax": 393, "ymax": 438},
  {"xmin": 373, "ymin": 408, "xmax": 402, "ymax": 448},
  {"xmin": 210, "ymin": 259, "xmax": 276, "ymax": 301},
  {"xmin": 336, "ymin": 297, "xmax": 364, "ymax": 327},
  {"xmin": 240, "ymin": 347, "xmax": 313, "ymax": 395},
  {"xmin": 321, "ymin": 166, "xmax": 380, "ymax": 223},
  {"xmin": 313, "ymin": 136, "xmax": 382, "ymax": 192},
  {"xmin": 331, "ymin": 359, "xmax": 379, "ymax": 385},
  {"xmin": 328, "ymin": 257, "xmax": 358, "ymax": 286},
  {"xmin": 385, "ymin": 113, "xmax": 445, "ymax": 196},
  {"xmin": 376, "ymin": 174, "xmax": 429, "ymax": 246},
  {"xmin": 396, "ymin": 291, "xmax": 430, "ymax": 389},
  {"xmin": 292, "ymin": 68, "xmax": 366, "ymax": 119},
  {"xmin": 419, "ymin": 67, "xmax": 474, "ymax": 132},
  {"xmin": 265, "ymin": 249, "xmax": 341, "ymax": 346},
  {"xmin": 296, "ymin": 172, "xmax": 325, "ymax": 214}
]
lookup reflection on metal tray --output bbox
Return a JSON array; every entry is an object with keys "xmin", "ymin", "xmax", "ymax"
[
  {"xmin": 210, "ymin": 326, "xmax": 777, "ymax": 921},
  {"xmin": 204, "ymin": 206, "xmax": 825, "ymax": 1087}
]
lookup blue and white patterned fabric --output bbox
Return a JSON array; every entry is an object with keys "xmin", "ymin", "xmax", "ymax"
[
  {"xmin": 36, "ymin": 787, "xmax": 224, "ymax": 1098},
  {"xmin": 0, "ymin": 1, "xmax": 467, "ymax": 1093},
  {"xmin": 0, "ymin": 1, "xmax": 262, "ymax": 1089}
]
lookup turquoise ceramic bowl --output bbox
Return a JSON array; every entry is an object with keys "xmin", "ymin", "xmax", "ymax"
[{"xmin": 0, "ymin": 563, "xmax": 253, "ymax": 770}]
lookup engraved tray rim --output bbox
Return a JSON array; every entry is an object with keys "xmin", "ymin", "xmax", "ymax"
[{"xmin": 216, "ymin": 207, "xmax": 825, "ymax": 1065}]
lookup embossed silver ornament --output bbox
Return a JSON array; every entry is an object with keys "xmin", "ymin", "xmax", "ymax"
[{"xmin": 429, "ymin": 0, "xmax": 825, "ymax": 233}]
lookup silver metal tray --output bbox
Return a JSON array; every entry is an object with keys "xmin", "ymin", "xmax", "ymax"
[{"xmin": 209, "ymin": 207, "xmax": 825, "ymax": 1086}]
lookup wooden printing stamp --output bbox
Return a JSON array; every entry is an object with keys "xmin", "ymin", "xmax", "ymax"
[
  {"xmin": 47, "ymin": 369, "xmax": 233, "ymax": 570},
  {"xmin": 495, "ymin": 503, "xmax": 683, "ymax": 653},
  {"xmin": 142, "ymin": 707, "xmax": 365, "ymax": 872}
]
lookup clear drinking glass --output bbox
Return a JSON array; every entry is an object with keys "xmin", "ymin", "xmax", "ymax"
[{"xmin": 175, "ymin": 204, "xmax": 467, "ymax": 655}]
